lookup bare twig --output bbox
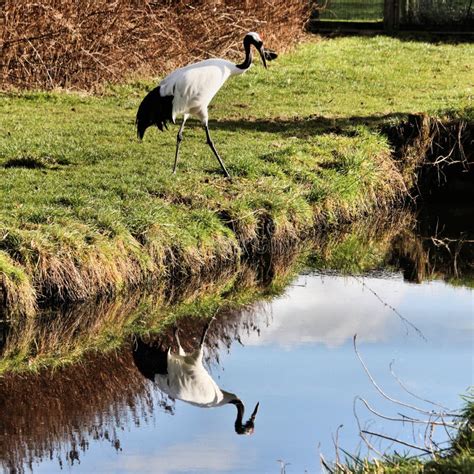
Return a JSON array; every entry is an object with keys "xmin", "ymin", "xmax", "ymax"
[
  {"xmin": 355, "ymin": 396, "xmax": 456, "ymax": 427},
  {"xmin": 353, "ymin": 277, "xmax": 426, "ymax": 341},
  {"xmin": 353, "ymin": 335, "xmax": 445, "ymax": 416},
  {"xmin": 361, "ymin": 430, "xmax": 432, "ymax": 454},
  {"xmin": 389, "ymin": 360, "xmax": 450, "ymax": 411},
  {"xmin": 353, "ymin": 397, "xmax": 385, "ymax": 458}
]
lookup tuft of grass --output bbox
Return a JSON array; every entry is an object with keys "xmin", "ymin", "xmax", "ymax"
[
  {"xmin": 0, "ymin": 250, "xmax": 36, "ymax": 316},
  {"xmin": 0, "ymin": 36, "xmax": 472, "ymax": 314}
]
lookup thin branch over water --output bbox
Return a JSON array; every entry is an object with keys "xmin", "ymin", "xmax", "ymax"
[{"xmin": 353, "ymin": 276, "xmax": 427, "ymax": 341}]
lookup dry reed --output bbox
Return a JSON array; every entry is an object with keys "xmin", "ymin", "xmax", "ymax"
[
  {"xmin": 0, "ymin": 302, "xmax": 269, "ymax": 473},
  {"xmin": 1, "ymin": 0, "xmax": 309, "ymax": 90}
]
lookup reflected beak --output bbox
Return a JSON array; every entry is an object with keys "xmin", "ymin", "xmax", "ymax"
[
  {"xmin": 250, "ymin": 402, "xmax": 260, "ymax": 421},
  {"xmin": 258, "ymin": 47, "xmax": 267, "ymax": 69}
]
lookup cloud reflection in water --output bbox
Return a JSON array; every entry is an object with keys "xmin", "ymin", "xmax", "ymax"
[{"xmin": 243, "ymin": 274, "xmax": 406, "ymax": 349}]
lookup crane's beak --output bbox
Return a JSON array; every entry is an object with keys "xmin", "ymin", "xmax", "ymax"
[
  {"xmin": 258, "ymin": 46, "xmax": 267, "ymax": 69},
  {"xmin": 250, "ymin": 402, "xmax": 260, "ymax": 420}
]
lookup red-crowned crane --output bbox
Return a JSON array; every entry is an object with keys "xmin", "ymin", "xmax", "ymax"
[
  {"xmin": 135, "ymin": 32, "xmax": 277, "ymax": 179},
  {"xmin": 132, "ymin": 318, "xmax": 260, "ymax": 435}
]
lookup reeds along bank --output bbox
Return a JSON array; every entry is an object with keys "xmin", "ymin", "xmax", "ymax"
[{"xmin": 1, "ymin": 0, "xmax": 308, "ymax": 90}]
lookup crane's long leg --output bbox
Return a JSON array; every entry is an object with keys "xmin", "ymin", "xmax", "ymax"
[
  {"xmin": 173, "ymin": 114, "xmax": 188, "ymax": 174},
  {"xmin": 200, "ymin": 316, "xmax": 216, "ymax": 348},
  {"xmin": 190, "ymin": 316, "xmax": 216, "ymax": 363},
  {"xmin": 173, "ymin": 326, "xmax": 185, "ymax": 356},
  {"xmin": 204, "ymin": 124, "xmax": 231, "ymax": 179}
]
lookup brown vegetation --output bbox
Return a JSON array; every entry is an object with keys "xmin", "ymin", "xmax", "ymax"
[
  {"xmin": 0, "ymin": 349, "xmax": 156, "ymax": 472},
  {"xmin": 1, "ymin": 0, "xmax": 309, "ymax": 90},
  {"xmin": 383, "ymin": 114, "xmax": 473, "ymax": 192},
  {"xmin": 0, "ymin": 304, "xmax": 263, "ymax": 473}
]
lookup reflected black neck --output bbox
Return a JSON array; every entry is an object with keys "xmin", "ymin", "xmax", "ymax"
[
  {"xmin": 236, "ymin": 40, "xmax": 252, "ymax": 70},
  {"xmin": 233, "ymin": 400, "xmax": 245, "ymax": 430}
]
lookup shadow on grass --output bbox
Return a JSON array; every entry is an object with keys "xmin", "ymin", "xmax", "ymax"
[
  {"xmin": 209, "ymin": 112, "xmax": 410, "ymax": 138},
  {"xmin": 3, "ymin": 156, "xmax": 71, "ymax": 170},
  {"xmin": 3, "ymin": 157, "xmax": 47, "ymax": 169}
]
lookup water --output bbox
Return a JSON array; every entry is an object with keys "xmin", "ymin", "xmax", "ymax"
[
  {"xmin": 1, "ymin": 272, "xmax": 472, "ymax": 473},
  {"xmin": 1, "ymin": 206, "xmax": 473, "ymax": 473}
]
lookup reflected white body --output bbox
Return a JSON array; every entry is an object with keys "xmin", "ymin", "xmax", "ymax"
[
  {"xmin": 155, "ymin": 345, "xmax": 236, "ymax": 408},
  {"xmin": 159, "ymin": 59, "xmax": 249, "ymax": 124}
]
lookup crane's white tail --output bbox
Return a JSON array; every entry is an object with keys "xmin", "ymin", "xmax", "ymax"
[{"xmin": 135, "ymin": 86, "xmax": 173, "ymax": 140}]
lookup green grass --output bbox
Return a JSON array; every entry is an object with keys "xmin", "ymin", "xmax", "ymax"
[
  {"xmin": 0, "ymin": 36, "xmax": 473, "ymax": 314},
  {"xmin": 319, "ymin": 0, "xmax": 384, "ymax": 21}
]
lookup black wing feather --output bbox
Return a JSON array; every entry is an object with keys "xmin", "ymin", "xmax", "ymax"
[
  {"xmin": 132, "ymin": 337, "xmax": 168, "ymax": 381},
  {"xmin": 135, "ymin": 86, "xmax": 174, "ymax": 140}
]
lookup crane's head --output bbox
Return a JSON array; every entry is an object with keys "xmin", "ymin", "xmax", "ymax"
[
  {"xmin": 229, "ymin": 399, "xmax": 260, "ymax": 435},
  {"xmin": 244, "ymin": 32, "xmax": 278, "ymax": 69}
]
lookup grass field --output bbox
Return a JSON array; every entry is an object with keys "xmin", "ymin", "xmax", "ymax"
[
  {"xmin": 319, "ymin": 0, "xmax": 384, "ymax": 21},
  {"xmin": 1, "ymin": 35, "xmax": 473, "ymax": 315}
]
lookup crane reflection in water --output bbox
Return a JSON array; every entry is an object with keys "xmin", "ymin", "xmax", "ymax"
[{"xmin": 132, "ymin": 317, "xmax": 260, "ymax": 435}]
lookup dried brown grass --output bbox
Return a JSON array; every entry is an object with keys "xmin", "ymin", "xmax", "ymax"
[
  {"xmin": 0, "ymin": 349, "xmax": 156, "ymax": 473},
  {"xmin": 1, "ymin": 0, "xmax": 309, "ymax": 90},
  {"xmin": 0, "ymin": 251, "xmax": 37, "ymax": 317},
  {"xmin": 0, "ymin": 302, "xmax": 272, "ymax": 472}
]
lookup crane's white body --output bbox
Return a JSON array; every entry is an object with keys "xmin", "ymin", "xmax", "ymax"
[
  {"xmin": 132, "ymin": 318, "xmax": 259, "ymax": 434},
  {"xmin": 159, "ymin": 59, "xmax": 249, "ymax": 124},
  {"xmin": 136, "ymin": 32, "xmax": 271, "ymax": 178},
  {"xmin": 154, "ymin": 341, "xmax": 236, "ymax": 408}
]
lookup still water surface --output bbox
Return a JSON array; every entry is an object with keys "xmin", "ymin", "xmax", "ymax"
[{"xmin": 13, "ymin": 271, "xmax": 472, "ymax": 474}]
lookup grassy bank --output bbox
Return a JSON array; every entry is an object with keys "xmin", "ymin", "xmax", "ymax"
[
  {"xmin": 2, "ymin": 208, "xmax": 472, "ymax": 376},
  {"xmin": 1, "ymin": 36, "xmax": 473, "ymax": 315},
  {"xmin": 0, "ymin": 214, "xmax": 382, "ymax": 374},
  {"xmin": 0, "ymin": 212, "xmax": 412, "ymax": 375}
]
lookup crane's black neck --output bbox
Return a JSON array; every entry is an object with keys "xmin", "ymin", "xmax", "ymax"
[
  {"xmin": 229, "ymin": 398, "xmax": 258, "ymax": 435},
  {"xmin": 236, "ymin": 38, "xmax": 253, "ymax": 70},
  {"xmin": 232, "ymin": 399, "xmax": 246, "ymax": 432}
]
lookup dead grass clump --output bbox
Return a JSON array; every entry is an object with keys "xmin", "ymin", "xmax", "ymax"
[
  {"xmin": 384, "ymin": 114, "xmax": 473, "ymax": 192},
  {"xmin": 30, "ymin": 230, "xmax": 145, "ymax": 302},
  {"xmin": 0, "ymin": 349, "xmax": 157, "ymax": 473},
  {"xmin": 157, "ymin": 234, "xmax": 241, "ymax": 300},
  {"xmin": 369, "ymin": 149, "xmax": 407, "ymax": 208},
  {"xmin": 0, "ymin": 223, "xmax": 153, "ymax": 305},
  {"xmin": 1, "ymin": 0, "xmax": 309, "ymax": 90},
  {"xmin": 0, "ymin": 251, "xmax": 36, "ymax": 317},
  {"xmin": 384, "ymin": 114, "xmax": 436, "ymax": 188}
]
